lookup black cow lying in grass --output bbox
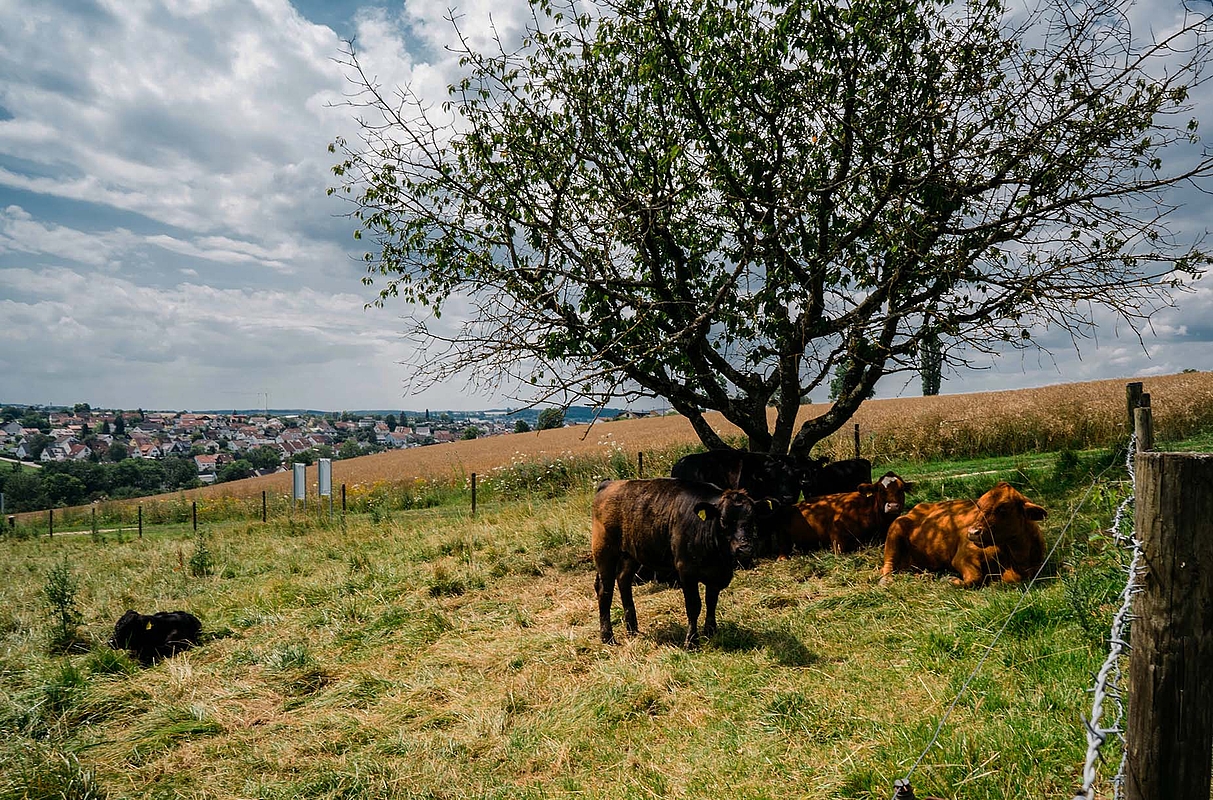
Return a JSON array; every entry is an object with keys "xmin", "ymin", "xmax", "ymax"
[{"xmin": 109, "ymin": 610, "xmax": 202, "ymax": 664}]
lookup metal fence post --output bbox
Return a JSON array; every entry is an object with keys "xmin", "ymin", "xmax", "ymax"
[{"xmin": 471, "ymin": 472, "xmax": 477, "ymax": 518}]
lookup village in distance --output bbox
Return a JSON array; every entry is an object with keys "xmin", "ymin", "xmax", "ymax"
[{"xmin": 0, "ymin": 401, "xmax": 655, "ymax": 514}]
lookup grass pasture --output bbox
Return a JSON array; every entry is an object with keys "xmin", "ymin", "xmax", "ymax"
[{"xmin": 1, "ymin": 445, "xmax": 1141, "ymax": 800}]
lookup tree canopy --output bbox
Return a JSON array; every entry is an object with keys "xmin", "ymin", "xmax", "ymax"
[
  {"xmin": 537, "ymin": 408, "xmax": 566, "ymax": 430},
  {"xmin": 332, "ymin": 0, "xmax": 1213, "ymax": 457}
]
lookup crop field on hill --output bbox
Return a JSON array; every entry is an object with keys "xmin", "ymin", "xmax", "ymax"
[
  {"xmin": 22, "ymin": 370, "xmax": 1213, "ymax": 532},
  {"xmin": 0, "ymin": 434, "xmax": 1158, "ymax": 799},
  {"xmin": 205, "ymin": 369, "xmax": 1213, "ymax": 495}
]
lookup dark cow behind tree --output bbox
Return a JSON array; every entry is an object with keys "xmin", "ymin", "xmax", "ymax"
[
  {"xmin": 670, "ymin": 449, "xmax": 826, "ymax": 560},
  {"xmin": 670, "ymin": 450, "xmax": 810, "ymax": 506},
  {"xmin": 109, "ymin": 610, "xmax": 202, "ymax": 664},
  {"xmin": 776, "ymin": 472, "xmax": 913, "ymax": 557},
  {"xmin": 879, "ymin": 482, "xmax": 1047, "ymax": 588},
  {"xmin": 592, "ymin": 478, "xmax": 763, "ymax": 648},
  {"xmin": 803, "ymin": 457, "xmax": 873, "ymax": 498}
]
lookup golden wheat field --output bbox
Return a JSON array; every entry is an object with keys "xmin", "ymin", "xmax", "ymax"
[
  {"xmin": 140, "ymin": 370, "xmax": 1213, "ymax": 495},
  {"xmin": 27, "ymin": 370, "xmax": 1213, "ymax": 524}
]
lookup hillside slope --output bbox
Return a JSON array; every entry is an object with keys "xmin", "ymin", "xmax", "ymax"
[
  {"xmin": 188, "ymin": 370, "xmax": 1213, "ymax": 499},
  {"xmin": 27, "ymin": 370, "xmax": 1213, "ymax": 518}
]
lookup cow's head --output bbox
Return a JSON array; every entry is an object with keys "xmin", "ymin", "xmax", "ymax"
[
  {"xmin": 966, "ymin": 482, "xmax": 1047, "ymax": 546},
  {"xmin": 742, "ymin": 454, "xmax": 802, "ymax": 507},
  {"xmin": 872, "ymin": 472, "xmax": 912, "ymax": 517},
  {"xmin": 695, "ymin": 489, "xmax": 764, "ymax": 567},
  {"xmin": 109, "ymin": 609, "xmax": 144, "ymax": 650}
]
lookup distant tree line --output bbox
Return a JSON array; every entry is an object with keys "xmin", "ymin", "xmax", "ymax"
[{"xmin": 0, "ymin": 458, "xmax": 202, "ymax": 513}]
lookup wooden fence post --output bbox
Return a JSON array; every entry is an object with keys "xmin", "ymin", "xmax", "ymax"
[
  {"xmin": 1125, "ymin": 452, "xmax": 1213, "ymax": 800},
  {"xmin": 262, "ymin": 490, "xmax": 267, "ymax": 523},
  {"xmin": 1135, "ymin": 405, "xmax": 1154, "ymax": 453},
  {"xmin": 1126, "ymin": 381, "xmax": 1144, "ymax": 435},
  {"xmin": 138, "ymin": 505, "xmax": 142, "ymax": 539},
  {"xmin": 48, "ymin": 508, "xmax": 53, "ymax": 537},
  {"xmin": 192, "ymin": 501, "xmax": 197, "ymax": 532},
  {"xmin": 471, "ymin": 472, "xmax": 477, "ymax": 518},
  {"xmin": 341, "ymin": 483, "xmax": 346, "ymax": 513},
  {"xmin": 638, "ymin": 451, "xmax": 644, "ymax": 478}
]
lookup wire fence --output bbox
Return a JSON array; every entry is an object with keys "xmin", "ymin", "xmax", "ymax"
[{"xmin": 1075, "ymin": 436, "xmax": 1142, "ymax": 800}]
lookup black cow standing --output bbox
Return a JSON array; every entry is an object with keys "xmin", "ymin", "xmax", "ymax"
[
  {"xmin": 592, "ymin": 478, "xmax": 762, "ymax": 648},
  {"xmin": 109, "ymin": 610, "xmax": 202, "ymax": 664}
]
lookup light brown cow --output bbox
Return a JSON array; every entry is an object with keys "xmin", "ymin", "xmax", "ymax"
[
  {"xmin": 879, "ymin": 482, "xmax": 1046, "ymax": 588},
  {"xmin": 776, "ymin": 472, "xmax": 913, "ymax": 557}
]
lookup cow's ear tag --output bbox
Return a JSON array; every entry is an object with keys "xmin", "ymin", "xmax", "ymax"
[
  {"xmin": 145, "ymin": 621, "xmax": 154, "ymax": 631},
  {"xmin": 697, "ymin": 509, "xmax": 708, "ymax": 521}
]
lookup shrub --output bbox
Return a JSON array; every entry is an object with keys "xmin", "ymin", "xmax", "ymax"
[{"xmin": 43, "ymin": 558, "xmax": 84, "ymax": 653}]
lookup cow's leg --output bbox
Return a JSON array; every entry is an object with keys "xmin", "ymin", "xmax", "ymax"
[
  {"xmin": 1001, "ymin": 566, "xmax": 1027, "ymax": 584},
  {"xmin": 879, "ymin": 521, "xmax": 910, "ymax": 584},
  {"xmin": 617, "ymin": 557, "xmax": 639, "ymax": 636},
  {"xmin": 703, "ymin": 583, "xmax": 720, "ymax": 640},
  {"xmin": 776, "ymin": 528, "xmax": 791, "ymax": 560},
  {"xmin": 681, "ymin": 581, "xmax": 703, "ymax": 648},
  {"xmin": 951, "ymin": 554, "xmax": 985, "ymax": 588},
  {"xmin": 594, "ymin": 569, "xmax": 616, "ymax": 644}
]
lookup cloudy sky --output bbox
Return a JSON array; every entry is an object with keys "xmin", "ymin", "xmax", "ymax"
[{"xmin": 1, "ymin": 0, "xmax": 1211, "ymax": 413}]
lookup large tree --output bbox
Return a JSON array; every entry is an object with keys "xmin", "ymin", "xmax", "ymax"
[{"xmin": 331, "ymin": 0, "xmax": 1213, "ymax": 458}]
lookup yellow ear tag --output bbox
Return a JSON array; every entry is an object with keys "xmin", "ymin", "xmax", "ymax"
[
  {"xmin": 697, "ymin": 509, "xmax": 707, "ymax": 521},
  {"xmin": 145, "ymin": 621, "xmax": 154, "ymax": 631}
]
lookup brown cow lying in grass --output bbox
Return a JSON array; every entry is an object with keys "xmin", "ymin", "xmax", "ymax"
[
  {"xmin": 592, "ymin": 478, "xmax": 763, "ymax": 648},
  {"xmin": 879, "ymin": 482, "xmax": 1046, "ymax": 588},
  {"xmin": 776, "ymin": 472, "xmax": 913, "ymax": 557}
]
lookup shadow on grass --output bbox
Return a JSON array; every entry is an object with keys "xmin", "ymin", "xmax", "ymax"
[{"xmin": 646, "ymin": 620, "xmax": 818, "ymax": 666}]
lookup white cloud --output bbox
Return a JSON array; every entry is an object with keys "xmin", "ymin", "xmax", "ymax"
[
  {"xmin": 0, "ymin": 206, "xmax": 138, "ymax": 267},
  {"xmin": 0, "ymin": 0, "xmax": 354, "ymax": 239},
  {"xmin": 0, "ymin": 265, "xmax": 419, "ymax": 409}
]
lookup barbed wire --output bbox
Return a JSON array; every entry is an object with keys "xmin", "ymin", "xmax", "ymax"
[
  {"xmin": 1075, "ymin": 436, "xmax": 1142, "ymax": 800},
  {"xmin": 895, "ymin": 456, "xmax": 1115, "ymax": 797}
]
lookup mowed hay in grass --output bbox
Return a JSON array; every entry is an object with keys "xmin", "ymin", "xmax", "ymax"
[{"xmin": 0, "ymin": 481, "xmax": 1121, "ymax": 799}]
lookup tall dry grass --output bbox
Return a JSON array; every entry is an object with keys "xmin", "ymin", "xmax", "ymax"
[{"xmin": 24, "ymin": 370, "xmax": 1213, "ymax": 526}]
